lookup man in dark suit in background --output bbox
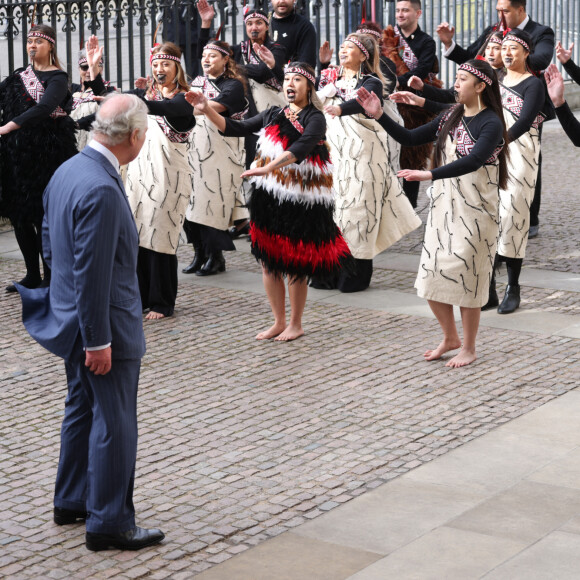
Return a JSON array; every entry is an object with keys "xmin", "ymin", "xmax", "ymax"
[
  {"xmin": 17, "ymin": 93, "xmax": 165, "ymax": 551},
  {"xmin": 437, "ymin": 0, "xmax": 555, "ymax": 238}
]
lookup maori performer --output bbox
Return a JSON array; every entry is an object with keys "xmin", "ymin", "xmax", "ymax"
[
  {"xmin": 486, "ymin": 30, "xmax": 547, "ymax": 314},
  {"xmin": 382, "ymin": 0, "xmax": 441, "ymax": 208},
  {"xmin": 186, "ymin": 62, "xmax": 353, "ymax": 341},
  {"xmin": 0, "ymin": 24, "xmax": 77, "ymax": 293},
  {"xmin": 112, "ymin": 42, "xmax": 195, "ymax": 319},
  {"xmin": 358, "ymin": 59, "xmax": 509, "ymax": 368},
  {"xmin": 183, "ymin": 38, "xmax": 249, "ymax": 276},
  {"xmin": 70, "ymin": 43, "xmax": 116, "ymax": 150},
  {"xmin": 316, "ymin": 33, "xmax": 421, "ymax": 293}
]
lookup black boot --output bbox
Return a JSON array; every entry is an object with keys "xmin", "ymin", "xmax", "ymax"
[
  {"xmin": 196, "ymin": 251, "xmax": 226, "ymax": 276},
  {"xmin": 182, "ymin": 245, "xmax": 206, "ymax": 274},
  {"xmin": 481, "ymin": 278, "xmax": 499, "ymax": 311},
  {"xmin": 498, "ymin": 284, "xmax": 520, "ymax": 314}
]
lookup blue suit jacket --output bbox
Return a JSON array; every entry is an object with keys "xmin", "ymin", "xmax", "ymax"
[{"xmin": 18, "ymin": 146, "xmax": 146, "ymax": 361}]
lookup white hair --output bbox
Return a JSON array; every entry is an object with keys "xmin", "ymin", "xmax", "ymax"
[{"xmin": 91, "ymin": 93, "xmax": 148, "ymax": 146}]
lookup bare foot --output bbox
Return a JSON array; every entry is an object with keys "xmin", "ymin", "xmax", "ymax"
[
  {"xmin": 423, "ymin": 338, "xmax": 461, "ymax": 361},
  {"xmin": 274, "ymin": 325, "xmax": 304, "ymax": 342},
  {"xmin": 145, "ymin": 311, "xmax": 166, "ymax": 320},
  {"xmin": 256, "ymin": 323, "xmax": 286, "ymax": 340},
  {"xmin": 446, "ymin": 347, "xmax": 476, "ymax": 368}
]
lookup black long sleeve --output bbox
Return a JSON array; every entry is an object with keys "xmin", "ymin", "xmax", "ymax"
[
  {"xmin": 421, "ymin": 83, "xmax": 456, "ymax": 104},
  {"xmin": 339, "ymin": 76, "xmax": 384, "ymax": 116},
  {"xmin": 12, "ymin": 69, "xmax": 71, "ymax": 127},
  {"xmin": 376, "ymin": 109, "xmax": 441, "ymax": 146},
  {"xmin": 233, "ymin": 41, "xmax": 286, "ymax": 85},
  {"xmin": 270, "ymin": 12, "xmax": 317, "ymax": 67},
  {"xmin": 424, "ymin": 98, "xmax": 453, "ymax": 114},
  {"xmin": 143, "ymin": 92, "xmax": 195, "ymax": 132},
  {"xmin": 83, "ymin": 73, "xmax": 116, "ymax": 96},
  {"xmin": 222, "ymin": 105, "xmax": 325, "ymax": 163},
  {"xmin": 555, "ymin": 102, "xmax": 580, "ymax": 147},
  {"xmin": 504, "ymin": 76, "xmax": 545, "ymax": 141},
  {"xmin": 430, "ymin": 111, "xmax": 503, "ymax": 180},
  {"xmin": 563, "ymin": 59, "xmax": 580, "ymax": 86}
]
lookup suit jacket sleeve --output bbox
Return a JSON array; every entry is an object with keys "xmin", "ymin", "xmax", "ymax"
[
  {"xmin": 447, "ymin": 26, "xmax": 492, "ymax": 64},
  {"xmin": 528, "ymin": 23, "xmax": 555, "ymax": 71},
  {"xmin": 72, "ymin": 184, "xmax": 121, "ymax": 348}
]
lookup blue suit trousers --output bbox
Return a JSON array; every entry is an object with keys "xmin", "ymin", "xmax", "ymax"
[{"xmin": 54, "ymin": 341, "xmax": 141, "ymax": 534}]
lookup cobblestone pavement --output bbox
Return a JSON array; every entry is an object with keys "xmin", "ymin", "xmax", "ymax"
[{"xmin": 1, "ymin": 120, "xmax": 580, "ymax": 578}]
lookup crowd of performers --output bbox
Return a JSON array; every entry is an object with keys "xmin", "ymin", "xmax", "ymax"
[{"xmin": 0, "ymin": 0, "xmax": 578, "ymax": 367}]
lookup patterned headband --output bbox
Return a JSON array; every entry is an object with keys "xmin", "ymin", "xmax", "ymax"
[
  {"xmin": 244, "ymin": 12, "xmax": 269, "ymax": 24},
  {"xmin": 357, "ymin": 28, "xmax": 382, "ymax": 40},
  {"xmin": 78, "ymin": 56, "xmax": 103, "ymax": 66},
  {"xmin": 283, "ymin": 65, "xmax": 315, "ymax": 85},
  {"xmin": 502, "ymin": 34, "xmax": 530, "ymax": 52},
  {"xmin": 203, "ymin": 43, "xmax": 231, "ymax": 56},
  {"xmin": 28, "ymin": 30, "xmax": 55, "ymax": 44},
  {"xmin": 458, "ymin": 63, "xmax": 493, "ymax": 86},
  {"xmin": 346, "ymin": 36, "xmax": 370, "ymax": 60},
  {"xmin": 487, "ymin": 36, "xmax": 503, "ymax": 46},
  {"xmin": 151, "ymin": 53, "xmax": 182, "ymax": 64}
]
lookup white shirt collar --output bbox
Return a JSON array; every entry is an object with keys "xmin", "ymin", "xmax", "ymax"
[
  {"xmin": 518, "ymin": 15, "xmax": 530, "ymax": 30},
  {"xmin": 88, "ymin": 139, "xmax": 121, "ymax": 174}
]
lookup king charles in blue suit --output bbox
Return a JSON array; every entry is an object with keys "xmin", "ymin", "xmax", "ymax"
[{"xmin": 18, "ymin": 94, "xmax": 165, "ymax": 551}]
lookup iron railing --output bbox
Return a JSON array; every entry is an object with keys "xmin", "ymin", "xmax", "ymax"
[{"xmin": 0, "ymin": 0, "xmax": 578, "ymax": 89}]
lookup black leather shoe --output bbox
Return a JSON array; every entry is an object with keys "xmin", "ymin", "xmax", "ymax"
[
  {"xmin": 54, "ymin": 507, "xmax": 87, "ymax": 525},
  {"xmin": 86, "ymin": 526, "xmax": 165, "ymax": 551},
  {"xmin": 182, "ymin": 254, "xmax": 205, "ymax": 274},
  {"xmin": 528, "ymin": 225, "xmax": 539, "ymax": 239},
  {"xmin": 228, "ymin": 221, "xmax": 250, "ymax": 239},
  {"xmin": 196, "ymin": 252, "xmax": 226, "ymax": 276},
  {"xmin": 498, "ymin": 284, "xmax": 520, "ymax": 314},
  {"xmin": 5, "ymin": 276, "xmax": 42, "ymax": 293},
  {"xmin": 481, "ymin": 286, "xmax": 499, "ymax": 311}
]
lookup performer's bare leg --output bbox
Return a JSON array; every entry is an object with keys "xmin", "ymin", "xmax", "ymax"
[
  {"xmin": 447, "ymin": 306, "xmax": 480, "ymax": 368},
  {"xmin": 257, "ymin": 268, "xmax": 287, "ymax": 340},
  {"xmin": 276, "ymin": 277, "xmax": 307, "ymax": 342},
  {"xmin": 424, "ymin": 300, "xmax": 462, "ymax": 360}
]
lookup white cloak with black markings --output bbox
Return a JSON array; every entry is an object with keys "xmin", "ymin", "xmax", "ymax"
[
  {"xmin": 185, "ymin": 116, "xmax": 248, "ymax": 230},
  {"xmin": 416, "ymin": 132, "xmax": 501, "ymax": 308},
  {"xmin": 496, "ymin": 84, "xmax": 542, "ymax": 259},
  {"xmin": 324, "ymin": 100, "xmax": 421, "ymax": 260},
  {"xmin": 126, "ymin": 117, "xmax": 193, "ymax": 255},
  {"xmin": 248, "ymin": 78, "xmax": 286, "ymax": 112},
  {"xmin": 70, "ymin": 98, "xmax": 98, "ymax": 151}
]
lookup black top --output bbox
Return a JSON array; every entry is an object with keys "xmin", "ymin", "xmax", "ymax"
[
  {"xmin": 198, "ymin": 28, "xmax": 285, "ymax": 86},
  {"xmin": 11, "ymin": 69, "xmax": 72, "ymax": 127},
  {"xmin": 502, "ymin": 75, "xmax": 545, "ymax": 141},
  {"xmin": 222, "ymin": 105, "xmax": 325, "ymax": 163},
  {"xmin": 204, "ymin": 75, "xmax": 246, "ymax": 117},
  {"xmin": 376, "ymin": 106, "xmax": 503, "ymax": 181},
  {"xmin": 397, "ymin": 26, "xmax": 437, "ymax": 87},
  {"xmin": 563, "ymin": 59, "xmax": 580, "ymax": 86},
  {"xmin": 270, "ymin": 11, "xmax": 317, "ymax": 67},
  {"xmin": 163, "ymin": 7, "xmax": 199, "ymax": 45},
  {"xmin": 130, "ymin": 88, "xmax": 195, "ymax": 132},
  {"xmin": 555, "ymin": 102, "xmax": 580, "ymax": 147},
  {"xmin": 71, "ymin": 75, "xmax": 116, "ymax": 97},
  {"xmin": 447, "ymin": 19, "xmax": 555, "ymax": 72}
]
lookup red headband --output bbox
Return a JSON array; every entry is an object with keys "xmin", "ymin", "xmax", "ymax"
[
  {"xmin": 151, "ymin": 53, "xmax": 182, "ymax": 64},
  {"xmin": 357, "ymin": 28, "xmax": 382, "ymax": 40},
  {"xmin": 28, "ymin": 30, "xmax": 55, "ymax": 44},
  {"xmin": 458, "ymin": 63, "xmax": 493, "ymax": 86},
  {"xmin": 502, "ymin": 34, "xmax": 530, "ymax": 52},
  {"xmin": 283, "ymin": 65, "xmax": 315, "ymax": 85},
  {"xmin": 346, "ymin": 36, "xmax": 370, "ymax": 60},
  {"xmin": 78, "ymin": 56, "xmax": 103, "ymax": 66},
  {"xmin": 244, "ymin": 12, "xmax": 269, "ymax": 24},
  {"xmin": 203, "ymin": 43, "xmax": 230, "ymax": 56}
]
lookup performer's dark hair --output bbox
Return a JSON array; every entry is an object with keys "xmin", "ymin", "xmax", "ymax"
[
  {"xmin": 30, "ymin": 24, "xmax": 63, "ymax": 71},
  {"xmin": 433, "ymin": 59, "xmax": 510, "ymax": 190},
  {"xmin": 503, "ymin": 28, "xmax": 535, "ymax": 73},
  {"xmin": 396, "ymin": 0, "xmax": 422, "ymax": 8},
  {"xmin": 149, "ymin": 42, "xmax": 189, "ymax": 96},
  {"xmin": 203, "ymin": 39, "xmax": 248, "ymax": 93}
]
